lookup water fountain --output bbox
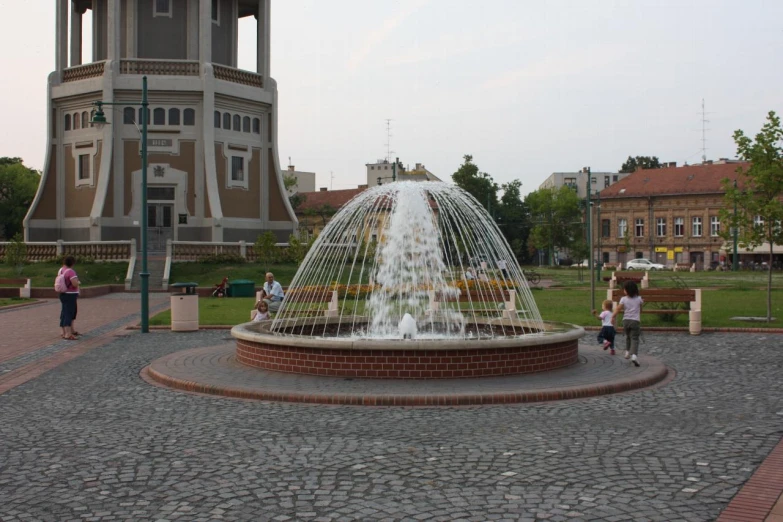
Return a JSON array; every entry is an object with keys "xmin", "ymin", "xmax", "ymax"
[{"xmin": 232, "ymin": 181, "xmax": 584, "ymax": 379}]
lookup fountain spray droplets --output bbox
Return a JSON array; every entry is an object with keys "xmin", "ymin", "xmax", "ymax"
[{"xmin": 271, "ymin": 181, "xmax": 545, "ymax": 339}]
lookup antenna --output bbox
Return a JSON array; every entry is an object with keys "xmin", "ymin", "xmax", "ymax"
[
  {"xmin": 330, "ymin": 171, "xmax": 334, "ymax": 191},
  {"xmin": 288, "ymin": 156, "xmax": 292, "ymax": 167},
  {"xmin": 700, "ymin": 99, "xmax": 710, "ymax": 163},
  {"xmin": 384, "ymin": 119, "xmax": 395, "ymax": 162}
]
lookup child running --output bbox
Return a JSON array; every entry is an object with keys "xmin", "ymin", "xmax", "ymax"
[
  {"xmin": 252, "ymin": 300, "xmax": 270, "ymax": 322},
  {"xmin": 612, "ymin": 281, "xmax": 644, "ymax": 367},
  {"xmin": 592, "ymin": 300, "xmax": 616, "ymax": 355}
]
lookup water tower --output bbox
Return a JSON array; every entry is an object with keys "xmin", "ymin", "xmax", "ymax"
[{"xmin": 25, "ymin": 0, "xmax": 297, "ymax": 248}]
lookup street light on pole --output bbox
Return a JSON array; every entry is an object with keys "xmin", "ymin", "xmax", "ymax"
[
  {"xmin": 733, "ymin": 178, "xmax": 739, "ymax": 271},
  {"xmin": 583, "ymin": 166, "xmax": 595, "ymax": 312},
  {"xmin": 91, "ymin": 76, "xmax": 150, "ymax": 332}
]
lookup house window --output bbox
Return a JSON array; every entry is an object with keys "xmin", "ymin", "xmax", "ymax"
[
  {"xmin": 601, "ymin": 219, "xmax": 610, "ymax": 238},
  {"xmin": 591, "ymin": 177, "xmax": 596, "ymax": 184},
  {"xmin": 692, "ymin": 216, "xmax": 703, "ymax": 237},
  {"xmin": 223, "ymin": 112, "xmax": 231, "ymax": 130},
  {"xmin": 73, "ymin": 112, "xmax": 80, "ymax": 130},
  {"xmin": 618, "ymin": 218, "xmax": 627, "ymax": 239},
  {"xmin": 214, "ymin": 111, "xmax": 221, "ymax": 128},
  {"xmin": 64, "ymin": 113, "xmax": 71, "ymax": 131},
  {"xmin": 754, "ymin": 215, "xmax": 764, "ymax": 228},
  {"xmin": 604, "ymin": 176, "xmax": 610, "ymax": 188},
  {"xmin": 153, "ymin": 0, "xmax": 172, "ymax": 17},
  {"xmin": 153, "ymin": 108, "xmax": 165, "ymax": 125},
  {"xmin": 674, "ymin": 217, "xmax": 684, "ymax": 237},
  {"xmin": 656, "ymin": 217, "xmax": 666, "ymax": 237},
  {"xmin": 613, "ymin": 175, "xmax": 618, "ymax": 182},
  {"xmin": 231, "ymin": 156, "xmax": 244, "ymax": 182},
  {"xmin": 78, "ymin": 154, "xmax": 90, "ymax": 180},
  {"xmin": 183, "ymin": 108, "xmax": 195, "ymax": 125},
  {"xmin": 168, "ymin": 108, "xmax": 180, "ymax": 126},
  {"xmin": 232, "ymin": 114, "xmax": 240, "ymax": 131},
  {"xmin": 81, "ymin": 111, "xmax": 89, "ymax": 129},
  {"xmin": 635, "ymin": 218, "xmax": 644, "ymax": 237},
  {"xmin": 252, "ymin": 117, "xmax": 260, "ymax": 134},
  {"xmin": 123, "ymin": 107, "xmax": 135, "ymax": 124},
  {"xmin": 710, "ymin": 216, "xmax": 720, "ymax": 236},
  {"xmin": 211, "ymin": 0, "xmax": 219, "ymax": 23},
  {"xmin": 242, "ymin": 116, "xmax": 250, "ymax": 133}
]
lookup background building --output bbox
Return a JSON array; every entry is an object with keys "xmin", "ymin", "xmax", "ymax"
[
  {"xmin": 284, "ymin": 164, "xmax": 315, "ymax": 195},
  {"xmin": 365, "ymin": 159, "xmax": 440, "ymax": 187},
  {"xmin": 539, "ymin": 170, "xmax": 630, "ymax": 198},
  {"xmin": 25, "ymin": 0, "xmax": 297, "ymax": 249}
]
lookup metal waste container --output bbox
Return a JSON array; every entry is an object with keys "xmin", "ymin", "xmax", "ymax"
[
  {"xmin": 228, "ymin": 279, "xmax": 255, "ymax": 298},
  {"xmin": 170, "ymin": 282, "xmax": 198, "ymax": 331}
]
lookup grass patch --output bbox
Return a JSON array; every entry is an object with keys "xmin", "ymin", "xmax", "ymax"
[
  {"xmin": 150, "ymin": 297, "xmax": 257, "ymax": 326},
  {"xmin": 0, "ymin": 263, "xmax": 128, "ymax": 288},
  {"xmin": 0, "ymin": 297, "xmax": 35, "ymax": 308},
  {"xmin": 168, "ymin": 263, "xmax": 300, "ymax": 288}
]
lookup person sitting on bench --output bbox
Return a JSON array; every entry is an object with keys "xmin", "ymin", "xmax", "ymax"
[{"xmin": 262, "ymin": 272, "xmax": 285, "ymax": 312}]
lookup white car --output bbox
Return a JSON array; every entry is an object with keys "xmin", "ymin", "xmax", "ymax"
[{"xmin": 625, "ymin": 258, "xmax": 665, "ymax": 271}]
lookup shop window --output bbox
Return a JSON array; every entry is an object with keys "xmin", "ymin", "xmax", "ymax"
[
  {"xmin": 183, "ymin": 108, "xmax": 195, "ymax": 125},
  {"xmin": 168, "ymin": 108, "xmax": 180, "ymax": 126}
]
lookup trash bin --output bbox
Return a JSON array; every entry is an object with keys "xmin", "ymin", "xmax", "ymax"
[
  {"xmin": 228, "ymin": 279, "xmax": 255, "ymax": 298},
  {"xmin": 170, "ymin": 282, "xmax": 199, "ymax": 331}
]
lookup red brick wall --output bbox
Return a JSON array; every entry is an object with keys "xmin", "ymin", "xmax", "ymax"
[{"xmin": 236, "ymin": 339, "xmax": 578, "ymax": 379}]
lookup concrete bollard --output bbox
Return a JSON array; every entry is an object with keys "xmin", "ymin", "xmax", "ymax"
[
  {"xmin": 641, "ymin": 272, "xmax": 649, "ymax": 289},
  {"xmin": 689, "ymin": 310, "xmax": 702, "ymax": 335},
  {"xmin": 324, "ymin": 290, "xmax": 339, "ymax": 318}
]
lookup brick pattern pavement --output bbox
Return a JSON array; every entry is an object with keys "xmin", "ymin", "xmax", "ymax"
[{"xmin": 717, "ymin": 437, "xmax": 783, "ymax": 521}]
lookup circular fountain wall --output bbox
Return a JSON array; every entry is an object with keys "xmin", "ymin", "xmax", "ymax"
[{"xmin": 233, "ymin": 181, "xmax": 584, "ymax": 379}]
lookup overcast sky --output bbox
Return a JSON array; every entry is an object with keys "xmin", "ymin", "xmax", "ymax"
[{"xmin": 1, "ymin": 0, "xmax": 781, "ymax": 194}]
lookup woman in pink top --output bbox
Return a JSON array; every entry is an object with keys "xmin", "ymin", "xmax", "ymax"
[{"xmin": 58, "ymin": 256, "xmax": 80, "ymax": 340}]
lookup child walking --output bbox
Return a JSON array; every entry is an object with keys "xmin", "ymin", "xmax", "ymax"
[
  {"xmin": 612, "ymin": 281, "xmax": 644, "ymax": 367},
  {"xmin": 592, "ymin": 300, "xmax": 616, "ymax": 355},
  {"xmin": 252, "ymin": 300, "xmax": 270, "ymax": 322}
]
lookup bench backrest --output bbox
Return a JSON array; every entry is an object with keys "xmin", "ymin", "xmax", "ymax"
[
  {"xmin": 608, "ymin": 288, "xmax": 696, "ymax": 303},
  {"xmin": 0, "ymin": 278, "xmax": 28, "ymax": 285},
  {"xmin": 613, "ymin": 271, "xmax": 645, "ymax": 281}
]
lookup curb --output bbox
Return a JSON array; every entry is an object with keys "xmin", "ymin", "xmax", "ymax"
[{"xmin": 0, "ymin": 300, "xmax": 42, "ymax": 312}]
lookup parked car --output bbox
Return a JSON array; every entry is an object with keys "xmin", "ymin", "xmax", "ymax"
[
  {"xmin": 570, "ymin": 259, "xmax": 600, "ymax": 268},
  {"xmin": 625, "ymin": 258, "xmax": 666, "ymax": 271}
]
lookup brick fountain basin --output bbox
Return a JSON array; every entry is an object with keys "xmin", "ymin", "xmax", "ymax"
[{"xmin": 231, "ymin": 317, "xmax": 584, "ymax": 379}]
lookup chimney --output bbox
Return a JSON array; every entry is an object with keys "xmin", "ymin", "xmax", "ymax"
[
  {"xmin": 415, "ymin": 163, "xmax": 421, "ymax": 170},
  {"xmin": 357, "ymin": 184, "xmax": 368, "ymax": 189},
  {"xmin": 320, "ymin": 187, "xmax": 328, "ymax": 192},
  {"xmin": 668, "ymin": 162, "xmax": 677, "ymax": 168},
  {"xmin": 288, "ymin": 165, "xmax": 295, "ymax": 171}
]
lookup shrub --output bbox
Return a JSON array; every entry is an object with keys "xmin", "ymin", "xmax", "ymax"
[
  {"xmin": 4, "ymin": 233, "xmax": 27, "ymax": 275},
  {"xmin": 198, "ymin": 253, "xmax": 245, "ymax": 264}
]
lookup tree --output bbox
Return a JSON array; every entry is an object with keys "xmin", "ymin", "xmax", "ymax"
[
  {"xmin": 254, "ymin": 231, "xmax": 279, "ymax": 272},
  {"xmin": 4, "ymin": 233, "xmax": 27, "ymax": 275},
  {"xmin": 525, "ymin": 186, "xmax": 583, "ymax": 266},
  {"xmin": 619, "ymin": 155, "xmax": 662, "ymax": 173},
  {"xmin": 304, "ymin": 204, "xmax": 337, "ymax": 227},
  {"xmin": 452, "ymin": 155, "xmax": 498, "ymax": 214},
  {"xmin": 719, "ymin": 111, "xmax": 783, "ymax": 322},
  {"xmin": 0, "ymin": 158, "xmax": 40, "ymax": 239},
  {"xmin": 496, "ymin": 180, "xmax": 531, "ymax": 263}
]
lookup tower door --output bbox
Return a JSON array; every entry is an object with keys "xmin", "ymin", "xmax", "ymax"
[{"xmin": 147, "ymin": 203, "xmax": 173, "ymax": 253}]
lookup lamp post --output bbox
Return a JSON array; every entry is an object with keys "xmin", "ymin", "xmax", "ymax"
[
  {"xmin": 91, "ymin": 76, "xmax": 150, "ymax": 332},
  {"xmin": 596, "ymin": 193, "xmax": 601, "ymax": 282},
  {"xmin": 583, "ymin": 166, "xmax": 595, "ymax": 312},
  {"xmin": 733, "ymin": 178, "xmax": 739, "ymax": 271}
]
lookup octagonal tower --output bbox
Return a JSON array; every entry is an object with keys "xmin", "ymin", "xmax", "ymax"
[{"xmin": 25, "ymin": 0, "xmax": 297, "ymax": 247}]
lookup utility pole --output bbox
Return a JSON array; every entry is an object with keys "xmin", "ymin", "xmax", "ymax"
[{"xmin": 584, "ymin": 167, "xmax": 595, "ymax": 312}]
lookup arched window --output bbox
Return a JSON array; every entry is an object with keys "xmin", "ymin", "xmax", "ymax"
[
  {"xmin": 183, "ymin": 108, "xmax": 195, "ymax": 125},
  {"xmin": 138, "ymin": 108, "xmax": 150, "ymax": 124},
  {"xmin": 153, "ymin": 108, "xmax": 165, "ymax": 125},
  {"xmin": 214, "ymin": 111, "xmax": 221, "ymax": 128},
  {"xmin": 168, "ymin": 108, "xmax": 180, "ymax": 126},
  {"xmin": 73, "ymin": 112, "xmax": 80, "ymax": 130},
  {"xmin": 64, "ymin": 113, "xmax": 71, "ymax": 131},
  {"xmin": 242, "ymin": 116, "xmax": 251, "ymax": 133},
  {"xmin": 223, "ymin": 112, "xmax": 231, "ymax": 129},
  {"xmin": 123, "ymin": 107, "xmax": 135, "ymax": 124},
  {"xmin": 232, "ymin": 114, "xmax": 240, "ymax": 131},
  {"xmin": 252, "ymin": 117, "xmax": 260, "ymax": 134},
  {"xmin": 81, "ymin": 111, "xmax": 89, "ymax": 128}
]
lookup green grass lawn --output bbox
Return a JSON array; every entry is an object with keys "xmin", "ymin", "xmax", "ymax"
[
  {"xmin": 0, "ymin": 297, "xmax": 35, "ymax": 308},
  {"xmin": 148, "ymin": 288, "xmax": 783, "ymax": 328},
  {"xmin": 0, "ymin": 262, "xmax": 129, "ymax": 288},
  {"xmin": 168, "ymin": 263, "xmax": 300, "ymax": 288}
]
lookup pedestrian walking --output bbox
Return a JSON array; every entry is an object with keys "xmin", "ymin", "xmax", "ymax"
[{"xmin": 612, "ymin": 281, "xmax": 644, "ymax": 367}]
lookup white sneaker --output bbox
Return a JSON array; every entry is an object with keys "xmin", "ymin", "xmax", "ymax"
[
  {"xmin": 631, "ymin": 354, "xmax": 640, "ymax": 367},
  {"xmin": 624, "ymin": 351, "xmax": 630, "ymax": 359}
]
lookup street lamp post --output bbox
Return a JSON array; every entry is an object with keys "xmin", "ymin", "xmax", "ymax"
[
  {"xmin": 583, "ymin": 167, "xmax": 595, "ymax": 312},
  {"xmin": 733, "ymin": 179, "xmax": 739, "ymax": 271},
  {"xmin": 91, "ymin": 76, "xmax": 150, "ymax": 332},
  {"xmin": 596, "ymin": 194, "xmax": 601, "ymax": 282}
]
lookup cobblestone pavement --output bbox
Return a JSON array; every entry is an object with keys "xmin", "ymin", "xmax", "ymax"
[{"xmin": 0, "ymin": 330, "xmax": 782, "ymax": 521}]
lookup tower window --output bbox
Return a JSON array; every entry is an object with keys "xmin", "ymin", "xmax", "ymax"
[
  {"xmin": 153, "ymin": 108, "xmax": 166, "ymax": 125},
  {"xmin": 81, "ymin": 111, "xmax": 89, "ymax": 129},
  {"xmin": 252, "ymin": 117, "xmax": 260, "ymax": 134},
  {"xmin": 211, "ymin": 0, "xmax": 219, "ymax": 23},
  {"xmin": 231, "ymin": 156, "xmax": 244, "ymax": 182},
  {"xmin": 78, "ymin": 154, "xmax": 90, "ymax": 180},
  {"xmin": 183, "ymin": 108, "xmax": 195, "ymax": 126},
  {"xmin": 168, "ymin": 108, "xmax": 180, "ymax": 126},
  {"xmin": 64, "ymin": 113, "xmax": 71, "ymax": 131},
  {"xmin": 73, "ymin": 112, "xmax": 80, "ymax": 130},
  {"xmin": 214, "ymin": 111, "xmax": 221, "ymax": 128},
  {"xmin": 242, "ymin": 116, "xmax": 250, "ymax": 133},
  {"xmin": 123, "ymin": 107, "xmax": 135, "ymax": 124},
  {"xmin": 223, "ymin": 112, "xmax": 231, "ymax": 130},
  {"xmin": 154, "ymin": 0, "xmax": 172, "ymax": 17},
  {"xmin": 232, "ymin": 114, "xmax": 240, "ymax": 131}
]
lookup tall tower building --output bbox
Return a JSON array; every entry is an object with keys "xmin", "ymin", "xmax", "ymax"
[{"xmin": 25, "ymin": 0, "xmax": 297, "ymax": 248}]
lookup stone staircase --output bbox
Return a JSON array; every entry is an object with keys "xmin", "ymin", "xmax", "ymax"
[{"xmin": 131, "ymin": 256, "xmax": 167, "ymax": 290}]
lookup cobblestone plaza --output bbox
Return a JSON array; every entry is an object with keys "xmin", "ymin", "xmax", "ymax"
[{"xmin": 0, "ymin": 298, "xmax": 782, "ymax": 521}]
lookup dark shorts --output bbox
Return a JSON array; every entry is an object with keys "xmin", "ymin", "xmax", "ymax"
[{"xmin": 59, "ymin": 293, "xmax": 78, "ymax": 327}]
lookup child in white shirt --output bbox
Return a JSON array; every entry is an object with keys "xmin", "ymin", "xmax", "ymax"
[
  {"xmin": 252, "ymin": 300, "xmax": 270, "ymax": 322},
  {"xmin": 592, "ymin": 299, "xmax": 616, "ymax": 355}
]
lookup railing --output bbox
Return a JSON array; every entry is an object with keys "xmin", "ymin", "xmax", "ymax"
[
  {"xmin": 62, "ymin": 61, "xmax": 106, "ymax": 82},
  {"xmin": 213, "ymin": 64, "xmax": 263, "ymax": 88},
  {"xmin": 120, "ymin": 59, "xmax": 200, "ymax": 76}
]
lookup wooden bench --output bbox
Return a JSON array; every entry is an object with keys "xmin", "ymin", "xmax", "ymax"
[
  {"xmin": 609, "ymin": 271, "xmax": 649, "ymax": 290},
  {"xmin": 673, "ymin": 263, "xmax": 695, "ymax": 272},
  {"xmin": 602, "ymin": 263, "xmax": 620, "ymax": 271},
  {"xmin": 607, "ymin": 288, "xmax": 702, "ymax": 335},
  {"xmin": 0, "ymin": 278, "xmax": 32, "ymax": 298}
]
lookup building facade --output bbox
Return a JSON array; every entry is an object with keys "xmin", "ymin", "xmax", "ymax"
[
  {"xmin": 539, "ymin": 170, "xmax": 631, "ymax": 198},
  {"xmin": 365, "ymin": 160, "xmax": 440, "ymax": 187},
  {"xmin": 284, "ymin": 164, "xmax": 316, "ymax": 195},
  {"xmin": 596, "ymin": 161, "xmax": 746, "ymax": 268},
  {"xmin": 25, "ymin": 0, "xmax": 297, "ymax": 249}
]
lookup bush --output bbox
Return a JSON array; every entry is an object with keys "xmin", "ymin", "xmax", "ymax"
[
  {"xmin": 4, "ymin": 233, "xmax": 27, "ymax": 275},
  {"xmin": 198, "ymin": 253, "xmax": 246, "ymax": 264},
  {"xmin": 49, "ymin": 254, "xmax": 97, "ymax": 265}
]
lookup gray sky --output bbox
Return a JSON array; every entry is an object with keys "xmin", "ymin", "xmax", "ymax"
[{"xmin": 1, "ymin": 0, "xmax": 781, "ymax": 194}]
